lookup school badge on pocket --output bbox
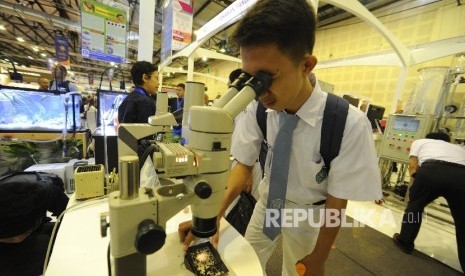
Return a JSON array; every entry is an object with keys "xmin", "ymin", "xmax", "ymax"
[{"xmin": 315, "ymin": 166, "xmax": 328, "ymax": 184}]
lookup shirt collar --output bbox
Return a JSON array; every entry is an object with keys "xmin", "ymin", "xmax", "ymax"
[
  {"xmin": 295, "ymin": 77, "xmax": 325, "ymax": 127},
  {"xmin": 264, "ymin": 75, "xmax": 325, "ymax": 127},
  {"xmin": 134, "ymin": 86, "xmax": 149, "ymax": 96}
]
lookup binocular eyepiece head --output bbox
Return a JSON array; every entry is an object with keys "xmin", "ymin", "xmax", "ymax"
[{"xmin": 230, "ymin": 71, "xmax": 273, "ymax": 100}]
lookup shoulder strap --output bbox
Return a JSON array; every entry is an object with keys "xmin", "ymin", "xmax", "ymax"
[
  {"xmin": 256, "ymin": 101, "xmax": 268, "ymax": 175},
  {"xmin": 256, "ymin": 101, "xmax": 267, "ymax": 140},
  {"xmin": 320, "ymin": 93, "xmax": 349, "ymax": 171}
]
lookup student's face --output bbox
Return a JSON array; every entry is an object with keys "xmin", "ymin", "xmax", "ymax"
[
  {"xmin": 241, "ymin": 44, "xmax": 316, "ymax": 114},
  {"xmin": 176, "ymin": 86, "xmax": 184, "ymax": 98},
  {"xmin": 142, "ymin": 71, "xmax": 159, "ymax": 95}
]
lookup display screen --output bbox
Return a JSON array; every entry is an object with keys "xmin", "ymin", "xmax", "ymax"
[
  {"xmin": 392, "ymin": 117, "xmax": 420, "ymax": 132},
  {"xmin": 0, "ymin": 86, "xmax": 81, "ymax": 132},
  {"xmin": 97, "ymin": 90, "xmax": 128, "ymax": 127}
]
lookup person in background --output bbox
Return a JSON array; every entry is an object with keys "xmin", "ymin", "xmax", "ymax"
[
  {"xmin": 176, "ymin": 83, "xmax": 185, "ymax": 110},
  {"xmin": 80, "ymin": 97, "xmax": 88, "ymax": 116},
  {"xmin": 180, "ymin": 1, "xmax": 382, "ymax": 275},
  {"xmin": 118, "ymin": 61, "xmax": 158, "ymax": 124},
  {"xmin": 49, "ymin": 65, "xmax": 79, "ymax": 92},
  {"xmin": 172, "ymin": 83, "xmax": 185, "ymax": 137},
  {"xmin": 204, "ymin": 93, "xmax": 210, "ymax": 106},
  {"xmin": 393, "ymin": 131, "xmax": 465, "ymax": 272},
  {"xmin": 0, "ymin": 179, "xmax": 69, "ymax": 276},
  {"xmin": 37, "ymin": 77, "xmax": 49, "ymax": 90}
]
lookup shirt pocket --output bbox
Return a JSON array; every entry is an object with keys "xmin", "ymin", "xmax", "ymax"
[{"xmin": 302, "ymin": 153, "xmax": 329, "ymax": 190}]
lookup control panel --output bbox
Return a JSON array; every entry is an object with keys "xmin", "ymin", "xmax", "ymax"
[{"xmin": 379, "ymin": 114, "xmax": 434, "ymax": 163}]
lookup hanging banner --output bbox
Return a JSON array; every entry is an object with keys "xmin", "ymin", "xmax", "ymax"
[
  {"xmin": 172, "ymin": 0, "xmax": 193, "ymax": 50},
  {"xmin": 54, "ymin": 35, "xmax": 70, "ymax": 68},
  {"xmin": 160, "ymin": 0, "xmax": 174, "ymax": 64},
  {"xmin": 161, "ymin": 0, "xmax": 193, "ymax": 63},
  {"xmin": 80, "ymin": 0, "xmax": 127, "ymax": 64}
]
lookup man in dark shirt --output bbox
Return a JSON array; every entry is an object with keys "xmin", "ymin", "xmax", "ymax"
[
  {"xmin": 118, "ymin": 61, "xmax": 159, "ymax": 123},
  {"xmin": 172, "ymin": 83, "xmax": 185, "ymax": 137}
]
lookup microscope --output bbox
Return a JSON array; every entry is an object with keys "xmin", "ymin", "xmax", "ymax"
[{"xmin": 102, "ymin": 71, "xmax": 272, "ymax": 276}]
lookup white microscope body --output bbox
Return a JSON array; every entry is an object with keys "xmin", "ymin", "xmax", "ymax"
[{"xmin": 105, "ymin": 72, "xmax": 271, "ymax": 276}]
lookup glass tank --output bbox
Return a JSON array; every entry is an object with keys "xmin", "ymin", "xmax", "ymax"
[
  {"xmin": 97, "ymin": 90, "xmax": 128, "ymax": 127},
  {"xmin": 0, "ymin": 86, "xmax": 81, "ymax": 132}
]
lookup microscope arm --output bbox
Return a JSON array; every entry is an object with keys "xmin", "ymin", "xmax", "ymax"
[{"xmin": 118, "ymin": 112, "xmax": 177, "ymax": 157}]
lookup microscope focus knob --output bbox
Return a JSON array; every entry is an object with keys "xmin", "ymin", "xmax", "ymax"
[
  {"xmin": 135, "ymin": 219, "xmax": 166, "ymax": 255},
  {"xmin": 195, "ymin": 182, "xmax": 212, "ymax": 199}
]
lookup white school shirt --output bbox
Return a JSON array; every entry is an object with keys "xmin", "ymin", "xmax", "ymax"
[
  {"xmin": 410, "ymin": 139, "xmax": 465, "ymax": 166},
  {"xmin": 231, "ymin": 81, "xmax": 382, "ymax": 205}
]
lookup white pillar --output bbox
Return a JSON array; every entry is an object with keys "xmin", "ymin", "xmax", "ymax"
[
  {"xmin": 137, "ymin": 0, "xmax": 156, "ymax": 62},
  {"xmin": 187, "ymin": 55, "xmax": 194, "ymax": 81},
  {"xmin": 391, "ymin": 66, "xmax": 408, "ymax": 114}
]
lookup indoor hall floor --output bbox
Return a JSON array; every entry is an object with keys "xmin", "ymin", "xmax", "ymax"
[{"xmin": 345, "ymin": 199, "xmax": 463, "ymax": 273}]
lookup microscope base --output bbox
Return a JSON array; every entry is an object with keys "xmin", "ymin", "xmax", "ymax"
[{"xmin": 114, "ymin": 253, "xmax": 146, "ymax": 276}]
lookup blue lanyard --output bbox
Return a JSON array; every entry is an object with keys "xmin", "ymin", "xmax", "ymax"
[{"xmin": 134, "ymin": 87, "xmax": 146, "ymax": 96}]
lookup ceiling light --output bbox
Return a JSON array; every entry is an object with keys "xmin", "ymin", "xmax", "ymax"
[
  {"xmin": 0, "ymin": 25, "xmax": 6, "ymax": 30},
  {"xmin": 17, "ymin": 37, "xmax": 25, "ymax": 42},
  {"xmin": 110, "ymin": 62, "xmax": 115, "ymax": 66},
  {"xmin": 202, "ymin": 56, "xmax": 208, "ymax": 61},
  {"xmin": 40, "ymin": 53, "xmax": 47, "ymax": 57},
  {"xmin": 17, "ymin": 71, "xmax": 40, "ymax": 77},
  {"xmin": 32, "ymin": 46, "xmax": 39, "ymax": 52},
  {"xmin": 128, "ymin": 31, "xmax": 139, "ymax": 41},
  {"xmin": 219, "ymin": 48, "xmax": 226, "ymax": 53},
  {"xmin": 27, "ymin": 56, "xmax": 34, "ymax": 60}
]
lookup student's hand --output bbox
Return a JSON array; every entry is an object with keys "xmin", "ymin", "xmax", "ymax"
[
  {"xmin": 178, "ymin": 220, "xmax": 193, "ymax": 251},
  {"xmin": 296, "ymin": 252, "xmax": 326, "ymax": 276},
  {"xmin": 243, "ymin": 176, "xmax": 253, "ymax": 193}
]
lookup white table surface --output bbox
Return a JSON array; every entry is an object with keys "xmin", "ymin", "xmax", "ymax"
[{"xmin": 45, "ymin": 196, "xmax": 262, "ymax": 275}]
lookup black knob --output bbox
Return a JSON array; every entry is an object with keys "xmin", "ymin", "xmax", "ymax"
[
  {"xmin": 100, "ymin": 214, "xmax": 109, "ymax": 237},
  {"xmin": 195, "ymin": 182, "xmax": 212, "ymax": 199},
  {"xmin": 135, "ymin": 219, "xmax": 166, "ymax": 255}
]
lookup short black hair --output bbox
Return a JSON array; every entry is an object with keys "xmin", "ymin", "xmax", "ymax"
[
  {"xmin": 0, "ymin": 181, "xmax": 47, "ymax": 238},
  {"xmin": 425, "ymin": 132, "xmax": 451, "ymax": 142},
  {"xmin": 131, "ymin": 61, "xmax": 157, "ymax": 86},
  {"xmin": 229, "ymin": 68, "xmax": 242, "ymax": 84},
  {"xmin": 177, "ymin": 83, "xmax": 185, "ymax": 89},
  {"xmin": 232, "ymin": 0, "xmax": 316, "ymax": 65}
]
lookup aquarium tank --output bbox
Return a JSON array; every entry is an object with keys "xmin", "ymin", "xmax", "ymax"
[
  {"xmin": 0, "ymin": 85, "xmax": 81, "ymax": 132},
  {"xmin": 97, "ymin": 90, "xmax": 128, "ymax": 127}
]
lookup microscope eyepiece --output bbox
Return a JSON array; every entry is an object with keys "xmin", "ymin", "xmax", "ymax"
[
  {"xmin": 229, "ymin": 71, "xmax": 252, "ymax": 91},
  {"xmin": 245, "ymin": 70, "xmax": 273, "ymax": 100}
]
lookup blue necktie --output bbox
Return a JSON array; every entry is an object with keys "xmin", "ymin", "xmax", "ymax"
[{"xmin": 263, "ymin": 112, "xmax": 299, "ymax": 240}]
